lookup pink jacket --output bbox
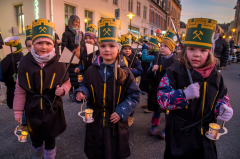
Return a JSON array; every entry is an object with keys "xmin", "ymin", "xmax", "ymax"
[{"xmin": 13, "ymin": 62, "xmax": 71, "ymax": 119}]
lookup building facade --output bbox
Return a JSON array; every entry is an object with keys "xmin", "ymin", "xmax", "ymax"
[
  {"xmin": 148, "ymin": 0, "xmax": 168, "ymax": 35},
  {"xmin": 164, "ymin": 0, "xmax": 181, "ymax": 31},
  {"xmin": 0, "ymin": 0, "xmax": 149, "ymax": 58}
]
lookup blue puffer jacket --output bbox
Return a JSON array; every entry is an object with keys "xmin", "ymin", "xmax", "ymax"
[
  {"xmin": 73, "ymin": 56, "xmax": 141, "ymax": 121},
  {"xmin": 141, "ymin": 49, "xmax": 155, "ymax": 63}
]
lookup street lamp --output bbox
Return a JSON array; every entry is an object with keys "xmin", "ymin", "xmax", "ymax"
[
  {"xmin": 84, "ymin": 19, "xmax": 88, "ymax": 23},
  {"xmin": 223, "ymin": 35, "xmax": 226, "ymax": 38},
  {"xmin": 183, "ymin": 34, "xmax": 185, "ymax": 37},
  {"xmin": 231, "ymin": 28, "xmax": 236, "ymax": 38},
  {"xmin": 229, "ymin": 36, "xmax": 232, "ymax": 39},
  {"xmin": 127, "ymin": 13, "xmax": 135, "ymax": 32}
]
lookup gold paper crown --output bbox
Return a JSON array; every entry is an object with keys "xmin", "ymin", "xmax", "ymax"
[
  {"xmin": 186, "ymin": 18, "xmax": 217, "ymax": 30},
  {"xmin": 32, "ymin": 19, "xmax": 55, "ymax": 28}
]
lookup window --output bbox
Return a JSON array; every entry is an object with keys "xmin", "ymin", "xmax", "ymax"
[
  {"xmin": 85, "ymin": 10, "xmax": 93, "ymax": 30},
  {"xmin": 137, "ymin": 2, "xmax": 141, "ymax": 16},
  {"xmin": 151, "ymin": 30, "xmax": 153, "ymax": 35},
  {"xmin": 163, "ymin": 1, "xmax": 165, "ymax": 10},
  {"xmin": 155, "ymin": 13, "xmax": 158, "ymax": 25},
  {"xmin": 143, "ymin": 6, "xmax": 147, "ymax": 19},
  {"xmin": 113, "ymin": 0, "xmax": 118, "ymax": 5},
  {"xmin": 161, "ymin": 17, "xmax": 163, "ymax": 27},
  {"xmin": 158, "ymin": 15, "xmax": 160, "ymax": 26},
  {"xmin": 128, "ymin": 0, "xmax": 133, "ymax": 12},
  {"xmin": 65, "ymin": 4, "xmax": 75, "ymax": 26},
  {"xmin": 128, "ymin": 26, "xmax": 139, "ymax": 39},
  {"xmin": 144, "ymin": 28, "xmax": 147, "ymax": 34},
  {"xmin": 15, "ymin": 4, "xmax": 24, "ymax": 34},
  {"xmin": 151, "ymin": 10, "xmax": 154, "ymax": 23}
]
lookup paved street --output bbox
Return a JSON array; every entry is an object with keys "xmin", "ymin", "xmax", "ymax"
[{"xmin": 0, "ymin": 63, "xmax": 239, "ymax": 159}]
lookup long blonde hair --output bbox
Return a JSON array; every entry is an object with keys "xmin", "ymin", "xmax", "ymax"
[
  {"xmin": 178, "ymin": 47, "xmax": 219, "ymax": 69},
  {"xmin": 215, "ymin": 25, "xmax": 225, "ymax": 38}
]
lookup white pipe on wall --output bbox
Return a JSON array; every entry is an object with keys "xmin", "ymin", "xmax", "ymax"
[{"xmin": 50, "ymin": 0, "xmax": 53, "ymax": 22}]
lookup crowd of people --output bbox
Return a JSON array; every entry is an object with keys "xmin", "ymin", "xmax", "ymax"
[{"xmin": 0, "ymin": 15, "xmax": 234, "ymax": 159}]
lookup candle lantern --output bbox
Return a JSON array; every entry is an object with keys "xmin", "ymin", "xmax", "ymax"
[
  {"xmin": 205, "ymin": 122, "xmax": 228, "ymax": 140},
  {"xmin": 14, "ymin": 125, "xmax": 28, "ymax": 142},
  {"xmin": 78, "ymin": 100, "xmax": 94, "ymax": 123},
  {"xmin": 136, "ymin": 78, "xmax": 138, "ymax": 83},
  {"xmin": 78, "ymin": 75, "xmax": 83, "ymax": 82}
]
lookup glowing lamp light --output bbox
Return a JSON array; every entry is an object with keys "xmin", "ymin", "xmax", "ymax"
[
  {"xmin": 223, "ymin": 35, "xmax": 226, "ymax": 38},
  {"xmin": 232, "ymin": 28, "xmax": 236, "ymax": 32},
  {"xmin": 127, "ymin": 13, "xmax": 135, "ymax": 20},
  {"xmin": 20, "ymin": 131, "xmax": 28, "ymax": 142},
  {"xmin": 183, "ymin": 34, "xmax": 185, "ymax": 37},
  {"xmin": 84, "ymin": 19, "xmax": 88, "ymax": 23},
  {"xmin": 229, "ymin": 36, "xmax": 232, "ymax": 39}
]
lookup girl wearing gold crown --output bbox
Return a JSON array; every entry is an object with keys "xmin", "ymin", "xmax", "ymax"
[
  {"xmin": 13, "ymin": 19, "xmax": 71, "ymax": 159},
  {"xmin": 74, "ymin": 18, "xmax": 140, "ymax": 159},
  {"xmin": 157, "ymin": 18, "xmax": 233, "ymax": 159}
]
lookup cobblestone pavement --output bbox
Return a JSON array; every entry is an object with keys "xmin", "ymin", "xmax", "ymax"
[{"xmin": 0, "ymin": 63, "xmax": 239, "ymax": 159}]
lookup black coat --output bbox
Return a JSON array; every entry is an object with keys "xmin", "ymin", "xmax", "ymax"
[
  {"xmin": 54, "ymin": 33, "xmax": 60, "ymax": 55},
  {"xmin": 18, "ymin": 53, "xmax": 69, "ymax": 140},
  {"xmin": 1, "ymin": 52, "xmax": 23, "ymax": 109},
  {"xmin": 164, "ymin": 63, "xmax": 227, "ymax": 159},
  {"xmin": 214, "ymin": 37, "xmax": 229, "ymax": 68},
  {"xmin": 61, "ymin": 26, "xmax": 84, "ymax": 88},
  {"xmin": 0, "ymin": 33, "xmax": 3, "ymax": 49}
]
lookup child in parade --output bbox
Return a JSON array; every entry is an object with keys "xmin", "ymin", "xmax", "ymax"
[
  {"xmin": 120, "ymin": 33, "xmax": 143, "ymax": 126},
  {"xmin": 141, "ymin": 36, "xmax": 161, "ymax": 113},
  {"xmin": 25, "ymin": 25, "xmax": 33, "ymax": 54},
  {"xmin": 13, "ymin": 19, "xmax": 71, "ymax": 159},
  {"xmin": 61, "ymin": 15, "xmax": 84, "ymax": 101},
  {"xmin": 0, "ymin": 36, "xmax": 23, "ymax": 109},
  {"xmin": 75, "ymin": 24, "xmax": 99, "ymax": 75},
  {"xmin": 74, "ymin": 18, "xmax": 140, "ymax": 159},
  {"xmin": 157, "ymin": 18, "xmax": 233, "ymax": 159},
  {"xmin": 147, "ymin": 29, "xmax": 177, "ymax": 138}
]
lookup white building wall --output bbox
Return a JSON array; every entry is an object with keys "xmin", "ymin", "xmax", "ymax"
[{"xmin": 0, "ymin": 0, "xmax": 149, "ymax": 59}]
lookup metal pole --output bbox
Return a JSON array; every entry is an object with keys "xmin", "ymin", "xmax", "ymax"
[{"xmin": 130, "ymin": 19, "xmax": 131, "ymax": 32}]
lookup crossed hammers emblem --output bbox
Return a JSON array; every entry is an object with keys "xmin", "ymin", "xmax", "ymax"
[
  {"xmin": 103, "ymin": 28, "xmax": 111, "ymax": 36},
  {"xmin": 193, "ymin": 30, "xmax": 203, "ymax": 40},
  {"xmin": 89, "ymin": 28, "xmax": 93, "ymax": 31},
  {"xmin": 39, "ymin": 26, "xmax": 47, "ymax": 33}
]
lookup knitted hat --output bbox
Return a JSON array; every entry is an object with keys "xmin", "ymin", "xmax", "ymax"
[
  {"xmin": 31, "ymin": 19, "xmax": 55, "ymax": 43},
  {"xmin": 184, "ymin": 18, "xmax": 217, "ymax": 49},
  {"xmin": 161, "ymin": 28, "xmax": 177, "ymax": 52}
]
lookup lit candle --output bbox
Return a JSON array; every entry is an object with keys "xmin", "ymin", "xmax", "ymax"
[{"xmin": 209, "ymin": 123, "xmax": 220, "ymax": 130}]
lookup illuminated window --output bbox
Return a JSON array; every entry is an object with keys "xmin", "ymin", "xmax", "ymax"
[
  {"xmin": 85, "ymin": 10, "xmax": 93, "ymax": 30},
  {"xmin": 65, "ymin": 4, "xmax": 76, "ymax": 26},
  {"xmin": 15, "ymin": 4, "xmax": 24, "ymax": 34}
]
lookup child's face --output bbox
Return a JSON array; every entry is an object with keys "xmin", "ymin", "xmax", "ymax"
[
  {"xmin": 34, "ymin": 41, "xmax": 54, "ymax": 56},
  {"xmin": 148, "ymin": 44, "xmax": 155, "ymax": 50},
  {"xmin": 99, "ymin": 42, "xmax": 118, "ymax": 63},
  {"xmin": 84, "ymin": 36, "xmax": 95, "ymax": 45},
  {"xmin": 186, "ymin": 46, "xmax": 209, "ymax": 68},
  {"xmin": 122, "ymin": 46, "xmax": 132, "ymax": 56},
  {"xmin": 160, "ymin": 43, "xmax": 171, "ymax": 56},
  {"xmin": 176, "ymin": 47, "xmax": 182, "ymax": 53},
  {"xmin": 26, "ymin": 40, "xmax": 32, "ymax": 52}
]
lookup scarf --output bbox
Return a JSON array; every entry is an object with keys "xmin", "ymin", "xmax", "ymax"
[
  {"xmin": 31, "ymin": 47, "xmax": 56, "ymax": 64},
  {"xmin": 194, "ymin": 62, "xmax": 216, "ymax": 78},
  {"xmin": 69, "ymin": 26, "xmax": 82, "ymax": 45},
  {"xmin": 212, "ymin": 33, "xmax": 219, "ymax": 54}
]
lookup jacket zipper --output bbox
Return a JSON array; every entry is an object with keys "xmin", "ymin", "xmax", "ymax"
[{"xmin": 40, "ymin": 70, "xmax": 43, "ymax": 110}]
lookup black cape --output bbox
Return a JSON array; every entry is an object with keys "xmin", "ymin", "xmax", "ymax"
[
  {"xmin": 164, "ymin": 62, "xmax": 227, "ymax": 159},
  {"xmin": 18, "ymin": 53, "xmax": 69, "ymax": 140},
  {"xmin": 82, "ymin": 65, "xmax": 135, "ymax": 159}
]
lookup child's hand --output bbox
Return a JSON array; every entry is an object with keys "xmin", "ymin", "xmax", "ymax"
[
  {"xmin": 183, "ymin": 83, "xmax": 200, "ymax": 100},
  {"xmin": 217, "ymin": 104, "xmax": 233, "ymax": 122},
  {"xmin": 76, "ymin": 92, "xmax": 86, "ymax": 101},
  {"xmin": 152, "ymin": 65, "xmax": 159, "ymax": 72},
  {"xmin": 55, "ymin": 85, "xmax": 65, "ymax": 96},
  {"xmin": 110, "ymin": 112, "xmax": 121, "ymax": 123},
  {"xmin": 75, "ymin": 67, "xmax": 80, "ymax": 74},
  {"xmin": 15, "ymin": 118, "xmax": 22, "ymax": 124}
]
